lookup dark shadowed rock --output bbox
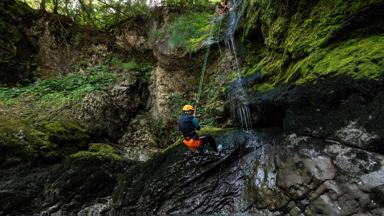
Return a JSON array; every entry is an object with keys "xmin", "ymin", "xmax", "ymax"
[
  {"xmin": 0, "ymin": 0, "xmax": 38, "ymax": 86},
  {"xmin": 249, "ymin": 76, "xmax": 384, "ymax": 154}
]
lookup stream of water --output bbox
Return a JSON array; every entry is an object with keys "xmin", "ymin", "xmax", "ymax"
[{"xmin": 222, "ymin": 0, "xmax": 253, "ymax": 130}]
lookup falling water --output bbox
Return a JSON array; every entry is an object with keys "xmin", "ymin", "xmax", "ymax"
[
  {"xmin": 222, "ymin": 0, "xmax": 252, "ymax": 129},
  {"xmin": 229, "ymin": 79, "xmax": 252, "ymax": 129}
]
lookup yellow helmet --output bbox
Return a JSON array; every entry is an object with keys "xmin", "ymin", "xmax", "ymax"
[{"xmin": 182, "ymin": 105, "xmax": 194, "ymax": 111}]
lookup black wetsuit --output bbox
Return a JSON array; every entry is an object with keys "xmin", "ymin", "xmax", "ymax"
[{"xmin": 178, "ymin": 113, "xmax": 218, "ymax": 152}]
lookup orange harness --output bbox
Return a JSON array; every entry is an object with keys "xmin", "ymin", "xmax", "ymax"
[{"xmin": 183, "ymin": 137, "xmax": 202, "ymax": 151}]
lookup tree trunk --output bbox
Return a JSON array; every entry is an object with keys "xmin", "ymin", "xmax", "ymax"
[
  {"xmin": 39, "ymin": 0, "xmax": 46, "ymax": 11},
  {"xmin": 53, "ymin": 0, "xmax": 59, "ymax": 14}
]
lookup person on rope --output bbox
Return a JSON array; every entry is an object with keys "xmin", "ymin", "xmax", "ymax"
[
  {"xmin": 217, "ymin": 0, "xmax": 230, "ymax": 15},
  {"xmin": 178, "ymin": 105, "xmax": 219, "ymax": 153}
]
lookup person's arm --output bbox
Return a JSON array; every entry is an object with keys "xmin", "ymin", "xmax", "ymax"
[{"xmin": 192, "ymin": 117, "xmax": 201, "ymax": 131}]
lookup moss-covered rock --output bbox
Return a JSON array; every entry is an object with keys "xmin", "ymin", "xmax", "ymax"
[
  {"xmin": 0, "ymin": 114, "xmax": 90, "ymax": 167},
  {"xmin": 0, "ymin": 115, "xmax": 57, "ymax": 166},
  {"xmin": 290, "ymin": 35, "xmax": 384, "ymax": 84},
  {"xmin": 241, "ymin": 0, "xmax": 384, "ymax": 85},
  {"xmin": 70, "ymin": 143, "xmax": 122, "ymax": 161},
  {"xmin": 40, "ymin": 118, "xmax": 89, "ymax": 150}
]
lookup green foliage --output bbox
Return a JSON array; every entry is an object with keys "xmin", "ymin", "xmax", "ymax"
[
  {"xmin": 122, "ymin": 60, "xmax": 141, "ymax": 71},
  {"xmin": 164, "ymin": 0, "xmax": 218, "ymax": 7},
  {"xmin": 19, "ymin": 0, "xmax": 219, "ymax": 28},
  {"xmin": 0, "ymin": 65, "xmax": 116, "ymax": 107},
  {"xmin": 109, "ymin": 58, "xmax": 152, "ymax": 80},
  {"xmin": 20, "ymin": 0, "xmax": 150, "ymax": 28},
  {"xmin": 122, "ymin": 59, "xmax": 152, "ymax": 75},
  {"xmin": 198, "ymin": 77, "xmax": 227, "ymax": 127},
  {"xmin": 149, "ymin": 30, "xmax": 167, "ymax": 44},
  {"xmin": 167, "ymin": 92, "xmax": 193, "ymax": 119},
  {"xmin": 168, "ymin": 11, "xmax": 214, "ymax": 53}
]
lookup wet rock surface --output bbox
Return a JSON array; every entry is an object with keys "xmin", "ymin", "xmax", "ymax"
[
  {"xmin": 40, "ymin": 156, "xmax": 129, "ymax": 215},
  {"xmin": 108, "ymin": 129, "xmax": 384, "ymax": 215},
  {"xmin": 1, "ymin": 129, "xmax": 383, "ymax": 215}
]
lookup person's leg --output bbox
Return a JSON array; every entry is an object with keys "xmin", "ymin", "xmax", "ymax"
[{"xmin": 201, "ymin": 135, "xmax": 218, "ymax": 152}]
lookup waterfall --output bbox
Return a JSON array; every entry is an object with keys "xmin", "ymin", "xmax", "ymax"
[{"xmin": 222, "ymin": 0, "xmax": 252, "ymax": 130}]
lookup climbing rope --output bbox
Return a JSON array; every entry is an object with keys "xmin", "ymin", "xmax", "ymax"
[{"xmin": 194, "ymin": 12, "xmax": 218, "ymax": 111}]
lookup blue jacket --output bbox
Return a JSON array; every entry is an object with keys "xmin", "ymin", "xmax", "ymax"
[{"xmin": 178, "ymin": 113, "xmax": 200, "ymax": 139}]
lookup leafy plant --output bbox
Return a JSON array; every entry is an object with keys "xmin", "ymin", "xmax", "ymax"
[
  {"xmin": 168, "ymin": 11, "xmax": 214, "ymax": 53},
  {"xmin": 109, "ymin": 58, "xmax": 152, "ymax": 80},
  {"xmin": 0, "ymin": 65, "xmax": 117, "ymax": 107},
  {"xmin": 149, "ymin": 30, "xmax": 167, "ymax": 44}
]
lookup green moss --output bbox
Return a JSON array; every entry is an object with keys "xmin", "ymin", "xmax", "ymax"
[
  {"xmin": 0, "ymin": 115, "xmax": 59, "ymax": 163},
  {"xmin": 283, "ymin": 0, "xmax": 380, "ymax": 58},
  {"xmin": 265, "ymin": 16, "xmax": 289, "ymax": 49},
  {"xmin": 199, "ymin": 127, "xmax": 233, "ymax": 136},
  {"xmin": 0, "ymin": 112, "xmax": 92, "ymax": 165},
  {"xmin": 290, "ymin": 35, "xmax": 384, "ymax": 84},
  {"xmin": 242, "ymin": 0, "xmax": 260, "ymax": 40},
  {"xmin": 40, "ymin": 118, "xmax": 89, "ymax": 150},
  {"xmin": 71, "ymin": 143, "xmax": 122, "ymax": 161},
  {"xmin": 252, "ymin": 83, "xmax": 275, "ymax": 92},
  {"xmin": 43, "ymin": 118, "xmax": 86, "ymax": 134},
  {"xmin": 89, "ymin": 143, "xmax": 116, "ymax": 154},
  {"xmin": 242, "ymin": 0, "xmax": 383, "ymax": 86}
]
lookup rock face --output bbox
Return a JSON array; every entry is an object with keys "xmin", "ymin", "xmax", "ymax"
[
  {"xmin": 0, "ymin": 0, "xmax": 38, "ymax": 85},
  {"xmin": 117, "ymin": 114, "xmax": 160, "ymax": 161},
  {"xmin": 149, "ymin": 65, "xmax": 199, "ymax": 120},
  {"xmin": 77, "ymin": 73, "xmax": 149, "ymax": 140},
  {"xmin": 109, "ymin": 129, "xmax": 384, "ymax": 215},
  {"xmin": 0, "ymin": 0, "xmax": 159, "ymax": 83},
  {"xmin": 249, "ymin": 76, "xmax": 384, "ymax": 154}
]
